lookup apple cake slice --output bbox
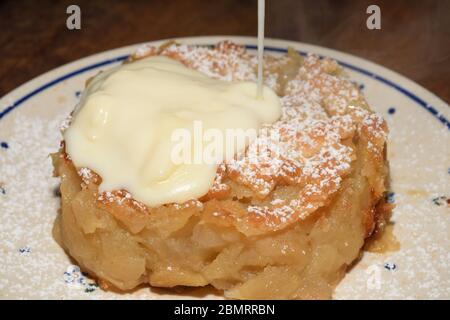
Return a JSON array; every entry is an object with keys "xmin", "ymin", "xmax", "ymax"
[{"xmin": 52, "ymin": 41, "xmax": 389, "ymax": 299}]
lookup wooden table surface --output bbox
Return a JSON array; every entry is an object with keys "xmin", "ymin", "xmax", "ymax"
[{"xmin": 1, "ymin": 0, "xmax": 449, "ymax": 103}]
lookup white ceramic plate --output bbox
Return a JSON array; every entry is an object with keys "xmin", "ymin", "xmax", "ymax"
[{"xmin": 0, "ymin": 36, "xmax": 449, "ymax": 300}]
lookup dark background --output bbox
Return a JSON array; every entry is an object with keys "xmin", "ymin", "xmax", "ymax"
[{"xmin": 1, "ymin": 0, "xmax": 449, "ymax": 102}]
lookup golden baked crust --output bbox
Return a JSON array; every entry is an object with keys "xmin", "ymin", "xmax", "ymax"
[{"xmin": 52, "ymin": 41, "xmax": 390, "ymax": 299}]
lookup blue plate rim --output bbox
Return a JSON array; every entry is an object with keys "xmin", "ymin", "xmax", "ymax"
[{"xmin": 0, "ymin": 42, "xmax": 448, "ymax": 130}]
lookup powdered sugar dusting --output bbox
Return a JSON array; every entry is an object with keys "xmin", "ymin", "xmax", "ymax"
[{"xmin": 129, "ymin": 43, "xmax": 387, "ymax": 231}]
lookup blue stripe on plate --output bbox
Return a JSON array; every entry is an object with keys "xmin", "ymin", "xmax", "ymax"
[
  {"xmin": 0, "ymin": 45, "xmax": 449, "ymax": 130},
  {"xmin": 0, "ymin": 55, "xmax": 128, "ymax": 120}
]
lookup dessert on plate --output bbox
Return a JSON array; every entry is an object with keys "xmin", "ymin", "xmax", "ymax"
[{"xmin": 52, "ymin": 40, "xmax": 390, "ymax": 299}]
